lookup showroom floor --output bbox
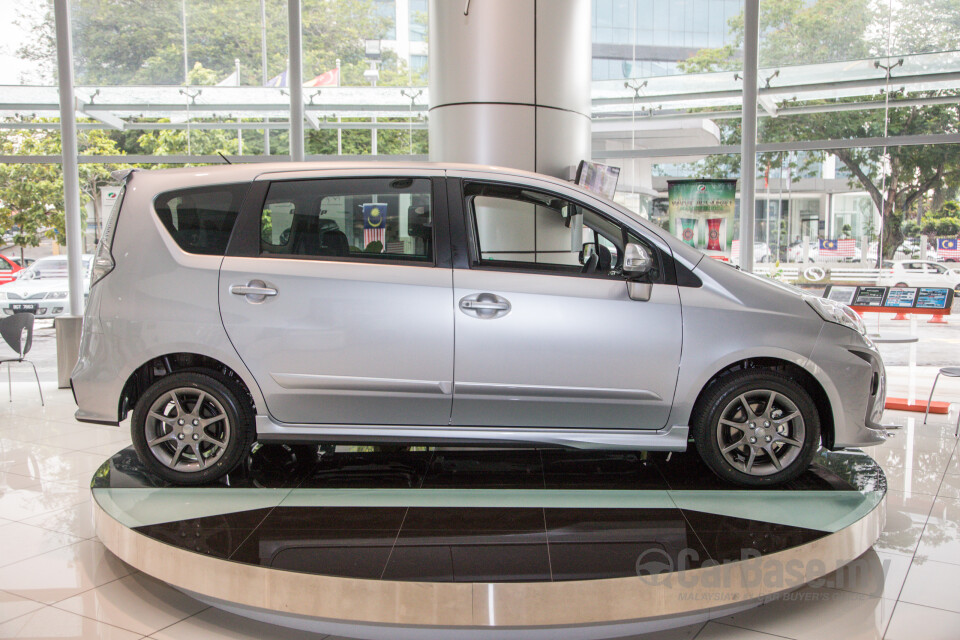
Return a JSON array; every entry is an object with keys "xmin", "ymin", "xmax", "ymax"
[{"xmin": 0, "ymin": 373, "xmax": 958, "ymax": 639}]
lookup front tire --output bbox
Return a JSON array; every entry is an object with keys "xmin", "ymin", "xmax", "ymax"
[
  {"xmin": 131, "ymin": 371, "xmax": 255, "ymax": 485},
  {"xmin": 692, "ymin": 370, "xmax": 820, "ymax": 487}
]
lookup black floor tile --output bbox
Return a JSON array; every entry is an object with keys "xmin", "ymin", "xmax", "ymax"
[
  {"xmin": 549, "ymin": 538, "xmax": 713, "ymax": 581},
  {"xmin": 229, "ymin": 528, "xmax": 397, "ymax": 579},
  {"xmin": 135, "ymin": 524, "xmax": 255, "ymax": 559},
  {"xmin": 421, "ymin": 450, "xmax": 544, "ymax": 488},
  {"xmin": 541, "ymin": 451, "xmax": 668, "ymax": 490},
  {"xmin": 695, "ymin": 528, "xmax": 827, "ymax": 562},
  {"xmin": 544, "ymin": 507, "xmax": 692, "ymax": 542},
  {"xmin": 255, "ymin": 506, "xmax": 407, "ymax": 532},
  {"xmin": 401, "ymin": 507, "xmax": 546, "ymax": 532},
  {"xmin": 384, "ymin": 529, "xmax": 551, "ymax": 582}
]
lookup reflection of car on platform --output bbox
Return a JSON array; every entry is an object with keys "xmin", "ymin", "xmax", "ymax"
[
  {"xmin": 877, "ymin": 260, "xmax": 960, "ymax": 293},
  {"xmin": 0, "ymin": 255, "xmax": 23, "ymax": 285},
  {"xmin": 0, "ymin": 255, "xmax": 93, "ymax": 317}
]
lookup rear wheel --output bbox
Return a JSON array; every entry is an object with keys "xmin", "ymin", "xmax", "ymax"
[
  {"xmin": 692, "ymin": 370, "xmax": 820, "ymax": 487},
  {"xmin": 131, "ymin": 371, "xmax": 255, "ymax": 485},
  {"xmin": 895, "ymin": 282, "xmax": 908, "ymax": 288}
]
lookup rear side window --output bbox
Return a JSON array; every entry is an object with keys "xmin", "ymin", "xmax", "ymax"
[
  {"xmin": 259, "ymin": 177, "xmax": 433, "ymax": 263},
  {"xmin": 154, "ymin": 183, "xmax": 249, "ymax": 255}
]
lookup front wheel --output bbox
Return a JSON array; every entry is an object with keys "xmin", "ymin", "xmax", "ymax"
[
  {"xmin": 131, "ymin": 371, "xmax": 255, "ymax": 485},
  {"xmin": 692, "ymin": 370, "xmax": 820, "ymax": 487}
]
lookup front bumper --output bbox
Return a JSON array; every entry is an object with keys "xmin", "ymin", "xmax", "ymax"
[
  {"xmin": 1, "ymin": 300, "xmax": 70, "ymax": 317},
  {"xmin": 808, "ymin": 324, "xmax": 888, "ymax": 449}
]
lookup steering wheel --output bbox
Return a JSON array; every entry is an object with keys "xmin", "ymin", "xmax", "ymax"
[{"xmin": 580, "ymin": 252, "xmax": 599, "ymax": 274}]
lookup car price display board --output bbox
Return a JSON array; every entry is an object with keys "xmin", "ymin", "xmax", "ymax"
[{"xmin": 822, "ymin": 285, "xmax": 954, "ymax": 315}]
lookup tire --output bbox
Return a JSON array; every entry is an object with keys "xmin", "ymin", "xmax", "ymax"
[
  {"xmin": 131, "ymin": 371, "xmax": 255, "ymax": 485},
  {"xmin": 895, "ymin": 282, "xmax": 908, "ymax": 288},
  {"xmin": 692, "ymin": 370, "xmax": 820, "ymax": 487}
]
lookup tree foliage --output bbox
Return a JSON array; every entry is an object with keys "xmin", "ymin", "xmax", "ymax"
[
  {"xmin": 21, "ymin": 0, "xmax": 424, "ymax": 87},
  {"xmin": 677, "ymin": 0, "xmax": 960, "ymax": 258},
  {"xmin": 0, "ymin": 126, "xmax": 128, "ymax": 251}
]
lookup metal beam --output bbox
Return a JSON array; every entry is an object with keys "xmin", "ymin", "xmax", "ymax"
[
  {"xmin": 0, "ymin": 153, "xmax": 428, "ymax": 164},
  {"xmin": 0, "ymin": 120, "xmax": 428, "ymax": 131},
  {"xmin": 287, "ymin": 0, "xmax": 304, "ymax": 161},
  {"xmin": 739, "ymin": 0, "xmax": 759, "ymax": 272},
  {"xmin": 53, "ymin": 0, "xmax": 84, "ymax": 316},
  {"xmin": 592, "ymin": 132, "xmax": 960, "ymax": 159}
]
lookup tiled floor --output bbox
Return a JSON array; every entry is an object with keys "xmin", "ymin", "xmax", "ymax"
[{"xmin": 0, "ymin": 377, "xmax": 958, "ymax": 639}]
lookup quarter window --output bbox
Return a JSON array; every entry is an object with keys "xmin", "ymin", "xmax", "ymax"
[
  {"xmin": 259, "ymin": 178, "xmax": 433, "ymax": 263},
  {"xmin": 154, "ymin": 183, "xmax": 249, "ymax": 255}
]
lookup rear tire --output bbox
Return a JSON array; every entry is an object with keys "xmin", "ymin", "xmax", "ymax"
[
  {"xmin": 692, "ymin": 370, "xmax": 820, "ymax": 487},
  {"xmin": 131, "ymin": 371, "xmax": 255, "ymax": 485}
]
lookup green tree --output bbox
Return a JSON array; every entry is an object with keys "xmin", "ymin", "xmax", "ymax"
[
  {"xmin": 0, "ymin": 125, "xmax": 129, "ymax": 257},
  {"xmin": 677, "ymin": 0, "xmax": 960, "ymax": 258},
  {"xmin": 21, "ymin": 0, "xmax": 400, "ymax": 87}
]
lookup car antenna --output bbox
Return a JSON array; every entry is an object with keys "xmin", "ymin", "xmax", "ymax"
[{"xmin": 217, "ymin": 152, "xmax": 232, "ymax": 164}]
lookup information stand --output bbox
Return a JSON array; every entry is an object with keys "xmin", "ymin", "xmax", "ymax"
[{"xmin": 822, "ymin": 285, "xmax": 954, "ymax": 415}]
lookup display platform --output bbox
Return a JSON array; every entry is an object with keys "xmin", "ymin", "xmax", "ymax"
[{"xmin": 92, "ymin": 445, "xmax": 886, "ymax": 639}]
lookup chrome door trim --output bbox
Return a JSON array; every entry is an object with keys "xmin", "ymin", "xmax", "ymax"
[
  {"xmin": 453, "ymin": 382, "xmax": 661, "ymax": 402},
  {"xmin": 270, "ymin": 373, "xmax": 453, "ymax": 395},
  {"xmin": 255, "ymin": 415, "xmax": 689, "ymax": 450}
]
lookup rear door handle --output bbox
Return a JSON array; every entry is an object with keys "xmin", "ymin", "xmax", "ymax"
[
  {"xmin": 459, "ymin": 293, "xmax": 511, "ymax": 319},
  {"xmin": 230, "ymin": 280, "xmax": 277, "ymax": 302}
]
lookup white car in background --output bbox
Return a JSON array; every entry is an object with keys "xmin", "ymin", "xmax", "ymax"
[
  {"xmin": 876, "ymin": 260, "xmax": 960, "ymax": 293},
  {"xmin": 0, "ymin": 255, "xmax": 93, "ymax": 318}
]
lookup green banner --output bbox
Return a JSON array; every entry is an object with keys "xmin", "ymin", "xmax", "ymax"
[{"xmin": 667, "ymin": 179, "xmax": 737, "ymax": 254}]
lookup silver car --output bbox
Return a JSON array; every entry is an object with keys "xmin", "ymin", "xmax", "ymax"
[{"xmin": 71, "ymin": 163, "xmax": 887, "ymax": 486}]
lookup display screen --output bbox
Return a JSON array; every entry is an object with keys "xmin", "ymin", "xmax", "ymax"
[
  {"xmin": 853, "ymin": 287, "xmax": 886, "ymax": 307},
  {"xmin": 826, "ymin": 286, "xmax": 857, "ymax": 305},
  {"xmin": 916, "ymin": 288, "xmax": 950, "ymax": 309},
  {"xmin": 575, "ymin": 161, "xmax": 620, "ymax": 199},
  {"xmin": 885, "ymin": 288, "xmax": 918, "ymax": 308}
]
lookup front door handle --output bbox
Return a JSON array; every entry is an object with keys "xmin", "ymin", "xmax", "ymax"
[
  {"xmin": 459, "ymin": 293, "xmax": 511, "ymax": 319},
  {"xmin": 229, "ymin": 280, "xmax": 277, "ymax": 303}
]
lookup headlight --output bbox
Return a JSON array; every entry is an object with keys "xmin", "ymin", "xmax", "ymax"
[
  {"xmin": 805, "ymin": 296, "xmax": 867, "ymax": 335},
  {"xmin": 45, "ymin": 291, "xmax": 68, "ymax": 299}
]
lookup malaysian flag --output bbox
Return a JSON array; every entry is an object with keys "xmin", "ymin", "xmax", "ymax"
[
  {"xmin": 731, "ymin": 239, "xmax": 740, "ymax": 261},
  {"xmin": 362, "ymin": 203, "xmax": 387, "ymax": 250},
  {"xmin": 819, "ymin": 238, "xmax": 856, "ymax": 258},
  {"xmin": 937, "ymin": 238, "xmax": 960, "ymax": 260}
]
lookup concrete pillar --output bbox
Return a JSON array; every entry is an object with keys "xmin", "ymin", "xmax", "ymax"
[
  {"xmin": 427, "ymin": 0, "xmax": 591, "ymax": 179},
  {"xmin": 287, "ymin": 0, "xmax": 304, "ymax": 162}
]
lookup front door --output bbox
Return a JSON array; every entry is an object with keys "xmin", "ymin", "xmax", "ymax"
[
  {"xmin": 220, "ymin": 174, "xmax": 454, "ymax": 426},
  {"xmin": 449, "ymin": 178, "xmax": 683, "ymax": 430}
]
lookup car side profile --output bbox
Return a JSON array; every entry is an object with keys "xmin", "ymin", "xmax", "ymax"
[
  {"xmin": 71, "ymin": 163, "xmax": 887, "ymax": 487},
  {"xmin": 876, "ymin": 260, "xmax": 960, "ymax": 293}
]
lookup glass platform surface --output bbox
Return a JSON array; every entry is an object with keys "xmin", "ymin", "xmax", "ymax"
[{"xmin": 90, "ymin": 445, "xmax": 886, "ymax": 638}]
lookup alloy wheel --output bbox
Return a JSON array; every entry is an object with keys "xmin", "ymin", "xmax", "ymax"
[
  {"xmin": 715, "ymin": 389, "xmax": 806, "ymax": 476},
  {"xmin": 144, "ymin": 387, "xmax": 232, "ymax": 472}
]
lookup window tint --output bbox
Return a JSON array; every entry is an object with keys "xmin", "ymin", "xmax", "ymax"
[
  {"xmin": 154, "ymin": 183, "xmax": 249, "ymax": 255},
  {"xmin": 0, "ymin": 259, "xmax": 10, "ymax": 272},
  {"xmin": 259, "ymin": 177, "xmax": 433, "ymax": 263},
  {"xmin": 465, "ymin": 182, "xmax": 660, "ymax": 281}
]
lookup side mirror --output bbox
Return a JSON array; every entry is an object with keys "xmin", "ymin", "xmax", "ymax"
[
  {"xmin": 623, "ymin": 243, "xmax": 653, "ymax": 277},
  {"xmin": 579, "ymin": 242, "xmax": 597, "ymax": 266}
]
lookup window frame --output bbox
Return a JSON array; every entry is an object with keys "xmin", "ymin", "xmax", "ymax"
[
  {"xmin": 225, "ymin": 175, "xmax": 451, "ymax": 269},
  {"xmin": 460, "ymin": 179, "xmax": 667, "ymax": 284}
]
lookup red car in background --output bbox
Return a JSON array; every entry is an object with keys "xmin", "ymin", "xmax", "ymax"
[{"xmin": 0, "ymin": 255, "xmax": 22, "ymax": 285}]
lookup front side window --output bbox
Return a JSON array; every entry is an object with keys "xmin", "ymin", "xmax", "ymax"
[
  {"xmin": 0, "ymin": 259, "xmax": 10, "ymax": 272},
  {"xmin": 465, "ymin": 182, "xmax": 661, "ymax": 281},
  {"xmin": 154, "ymin": 183, "xmax": 248, "ymax": 256},
  {"xmin": 260, "ymin": 177, "xmax": 433, "ymax": 263}
]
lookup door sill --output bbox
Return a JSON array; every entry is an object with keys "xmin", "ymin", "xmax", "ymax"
[{"xmin": 254, "ymin": 417, "xmax": 689, "ymax": 451}]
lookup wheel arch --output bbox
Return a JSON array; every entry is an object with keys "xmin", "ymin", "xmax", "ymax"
[
  {"xmin": 119, "ymin": 352, "xmax": 258, "ymax": 423},
  {"xmin": 687, "ymin": 357, "xmax": 836, "ymax": 449}
]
